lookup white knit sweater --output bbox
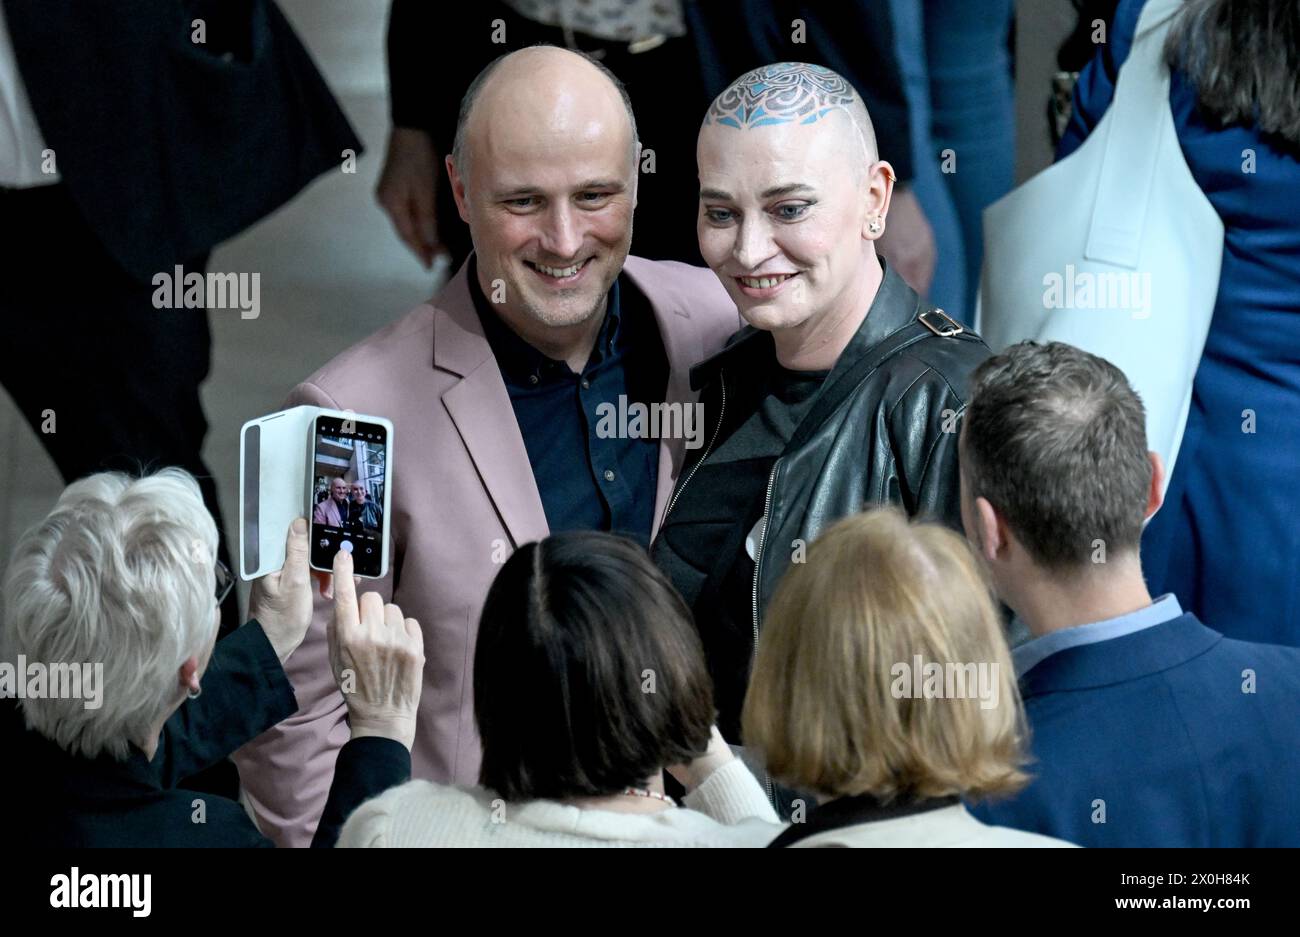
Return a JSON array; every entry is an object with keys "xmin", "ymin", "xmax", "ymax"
[{"xmin": 337, "ymin": 760, "xmax": 782, "ymax": 847}]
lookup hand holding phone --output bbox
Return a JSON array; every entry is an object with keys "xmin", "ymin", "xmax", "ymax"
[
  {"xmin": 240, "ymin": 406, "xmax": 394, "ymax": 581},
  {"xmin": 248, "ymin": 517, "xmax": 313, "ymax": 663}
]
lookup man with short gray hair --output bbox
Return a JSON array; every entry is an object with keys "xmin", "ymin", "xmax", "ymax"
[{"xmin": 959, "ymin": 340, "xmax": 1300, "ymax": 847}]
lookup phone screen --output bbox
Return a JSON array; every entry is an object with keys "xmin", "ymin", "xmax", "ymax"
[{"xmin": 309, "ymin": 415, "xmax": 388, "ymax": 578}]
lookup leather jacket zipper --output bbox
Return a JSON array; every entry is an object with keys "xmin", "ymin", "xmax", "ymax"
[
  {"xmin": 660, "ymin": 373, "xmax": 781, "ymax": 811},
  {"xmin": 662, "ymin": 373, "xmax": 726, "ymax": 523},
  {"xmin": 752, "ymin": 459, "xmax": 780, "ymax": 809}
]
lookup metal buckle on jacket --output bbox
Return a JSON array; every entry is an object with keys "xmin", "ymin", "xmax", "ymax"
[{"xmin": 918, "ymin": 308, "xmax": 963, "ymax": 337}]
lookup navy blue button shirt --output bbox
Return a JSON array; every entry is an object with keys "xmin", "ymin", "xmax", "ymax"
[{"xmin": 470, "ymin": 261, "xmax": 668, "ymax": 547}]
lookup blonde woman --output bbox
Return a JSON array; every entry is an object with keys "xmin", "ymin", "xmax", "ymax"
[{"xmin": 743, "ymin": 507, "xmax": 1076, "ymax": 848}]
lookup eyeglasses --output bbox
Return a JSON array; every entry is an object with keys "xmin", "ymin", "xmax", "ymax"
[{"xmin": 215, "ymin": 559, "xmax": 234, "ymax": 606}]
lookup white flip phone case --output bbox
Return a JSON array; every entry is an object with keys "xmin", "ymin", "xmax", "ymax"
[{"xmin": 239, "ymin": 405, "xmax": 393, "ymax": 581}]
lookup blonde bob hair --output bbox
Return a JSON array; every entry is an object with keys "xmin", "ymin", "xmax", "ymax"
[{"xmin": 743, "ymin": 507, "xmax": 1028, "ymax": 802}]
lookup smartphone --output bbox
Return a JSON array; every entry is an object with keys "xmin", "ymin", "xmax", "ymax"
[{"xmin": 307, "ymin": 411, "xmax": 393, "ymax": 579}]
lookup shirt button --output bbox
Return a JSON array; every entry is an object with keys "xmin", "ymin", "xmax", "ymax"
[
  {"xmin": 581, "ymin": 378, "xmax": 590, "ymax": 390},
  {"xmin": 603, "ymin": 469, "xmax": 615, "ymax": 482}
]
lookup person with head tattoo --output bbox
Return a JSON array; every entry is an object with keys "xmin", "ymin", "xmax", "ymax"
[{"xmin": 652, "ymin": 63, "xmax": 993, "ymax": 816}]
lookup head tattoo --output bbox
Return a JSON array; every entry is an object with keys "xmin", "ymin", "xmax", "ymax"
[{"xmin": 704, "ymin": 62, "xmax": 858, "ymax": 129}]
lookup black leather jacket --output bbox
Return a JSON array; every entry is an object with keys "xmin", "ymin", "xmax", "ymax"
[{"xmin": 661, "ymin": 262, "xmax": 991, "ymax": 672}]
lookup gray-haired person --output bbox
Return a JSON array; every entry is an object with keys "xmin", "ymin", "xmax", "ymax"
[{"xmin": 0, "ymin": 469, "xmax": 424, "ymax": 847}]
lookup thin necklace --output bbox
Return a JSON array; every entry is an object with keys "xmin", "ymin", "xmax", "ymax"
[{"xmin": 621, "ymin": 787, "xmax": 676, "ymax": 807}]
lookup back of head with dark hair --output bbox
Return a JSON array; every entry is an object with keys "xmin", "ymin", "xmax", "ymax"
[
  {"xmin": 474, "ymin": 531, "xmax": 713, "ymax": 802},
  {"xmin": 961, "ymin": 341, "xmax": 1152, "ymax": 570},
  {"xmin": 1166, "ymin": 0, "xmax": 1300, "ymax": 150}
]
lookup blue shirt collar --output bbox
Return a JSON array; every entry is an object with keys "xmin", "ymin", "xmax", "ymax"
[
  {"xmin": 1013, "ymin": 593, "xmax": 1184, "ymax": 679},
  {"xmin": 468, "ymin": 255, "xmax": 622, "ymax": 386}
]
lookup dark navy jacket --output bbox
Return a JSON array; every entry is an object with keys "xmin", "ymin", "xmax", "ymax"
[
  {"xmin": 972, "ymin": 613, "xmax": 1300, "ymax": 847},
  {"xmin": 1063, "ymin": 0, "xmax": 1300, "ymax": 641},
  {"xmin": 3, "ymin": 0, "xmax": 362, "ymax": 284},
  {"xmin": 3, "ymin": 621, "xmax": 408, "ymax": 848}
]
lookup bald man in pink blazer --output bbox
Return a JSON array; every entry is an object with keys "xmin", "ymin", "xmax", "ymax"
[
  {"xmin": 231, "ymin": 47, "xmax": 742, "ymax": 844},
  {"xmin": 233, "ymin": 254, "xmax": 735, "ymax": 845}
]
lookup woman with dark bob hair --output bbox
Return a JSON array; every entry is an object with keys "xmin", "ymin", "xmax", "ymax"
[{"xmin": 339, "ymin": 531, "xmax": 780, "ymax": 847}]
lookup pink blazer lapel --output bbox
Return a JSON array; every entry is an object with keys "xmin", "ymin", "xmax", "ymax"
[
  {"xmin": 432, "ymin": 256, "xmax": 726, "ymax": 547},
  {"xmin": 433, "ymin": 266, "xmax": 550, "ymax": 549}
]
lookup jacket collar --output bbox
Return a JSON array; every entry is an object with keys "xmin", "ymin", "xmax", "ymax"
[
  {"xmin": 621, "ymin": 255, "xmax": 709, "ymax": 384},
  {"xmin": 433, "ymin": 255, "xmax": 705, "ymax": 383},
  {"xmin": 1019, "ymin": 613, "xmax": 1222, "ymax": 700},
  {"xmin": 688, "ymin": 257, "xmax": 920, "ymax": 391},
  {"xmin": 7, "ymin": 701, "xmax": 162, "ymax": 799},
  {"xmin": 430, "ymin": 255, "xmax": 704, "ymax": 546},
  {"xmin": 768, "ymin": 792, "xmax": 961, "ymax": 848},
  {"xmin": 468, "ymin": 256, "xmax": 627, "ymax": 385}
]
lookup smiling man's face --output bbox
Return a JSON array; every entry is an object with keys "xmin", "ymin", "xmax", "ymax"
[{"xmin": 449, "ymin": 49, "xmax": 637, "ymax": 335}]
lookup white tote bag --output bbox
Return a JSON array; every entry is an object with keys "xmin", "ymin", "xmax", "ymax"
[{"xmin": 976, "ymin": 0, "xmax": 1223, "ymax": 489}]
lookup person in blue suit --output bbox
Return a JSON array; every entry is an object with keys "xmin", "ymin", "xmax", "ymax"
[
  {"xmin": 1062, "ymin": 0, "xmax": 1300, "ymax": 644},
  {"xmin": 958, "ymin": 341, "xmax": 1300, "ymax": 847}
]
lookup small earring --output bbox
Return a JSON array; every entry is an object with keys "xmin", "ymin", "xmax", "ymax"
[
  {"xmin": 869, "ymin": 217, "xmax": 882, "ymax": 234},
  {"xmin": 188, "ymin": 685, "xmax": 202, "ymax": 700}
]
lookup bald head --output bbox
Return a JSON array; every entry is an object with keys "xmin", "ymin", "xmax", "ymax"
[
  {"xmin": 452, "ymin": 46, "xmax": 638, "ymax": 183},
  {"xmin": 703, "ymin": 62, "xmax": 878, "ymax": 171}
]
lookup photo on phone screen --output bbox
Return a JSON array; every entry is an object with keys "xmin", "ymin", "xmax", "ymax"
[{"xmin": 309, "ymin": 414, "xmax": 388, "ymax": 578}]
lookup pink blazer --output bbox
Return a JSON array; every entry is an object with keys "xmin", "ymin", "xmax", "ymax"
[
  {"xmin": 233, "ymin": 257, "xmax": 740, "ymax": 846},
  {"xmin": 311, "ymin": 498, "xmax": 345, "ymax": 527}
]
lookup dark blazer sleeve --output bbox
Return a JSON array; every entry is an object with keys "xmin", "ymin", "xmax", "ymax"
[
  {"xmin": 686, "ymin": 0, "xmax": 915, "ymax": 181},
  {"xmin": 310, "ymin": 737, "xmax": 411, "ymax": 848},
  {"xmin": 151, "ymin": 619, "xmax": 297, "ymax": 787},
  {"xmin": 386, "ymin": 0, "xmax": 504, "ymax": 157},
  {"xmin": 779, "ymin": 0, "xmax": 914, "ymax": 182},
  {"xmin": 5, "ymin": 0, "xmax": 365, "ymax": 283},
  {"xmin": 1058, "ymin": 0, "xmax": 1142, "ymax": 158},
  {"xmin": 387, "ymin": 0, "xmax": 440, "ymax": 132}
]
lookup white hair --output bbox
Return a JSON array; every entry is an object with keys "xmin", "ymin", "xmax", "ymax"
[{"xmin": 0, "ymin": 469, "xmax": 219, "ymax": 760}]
